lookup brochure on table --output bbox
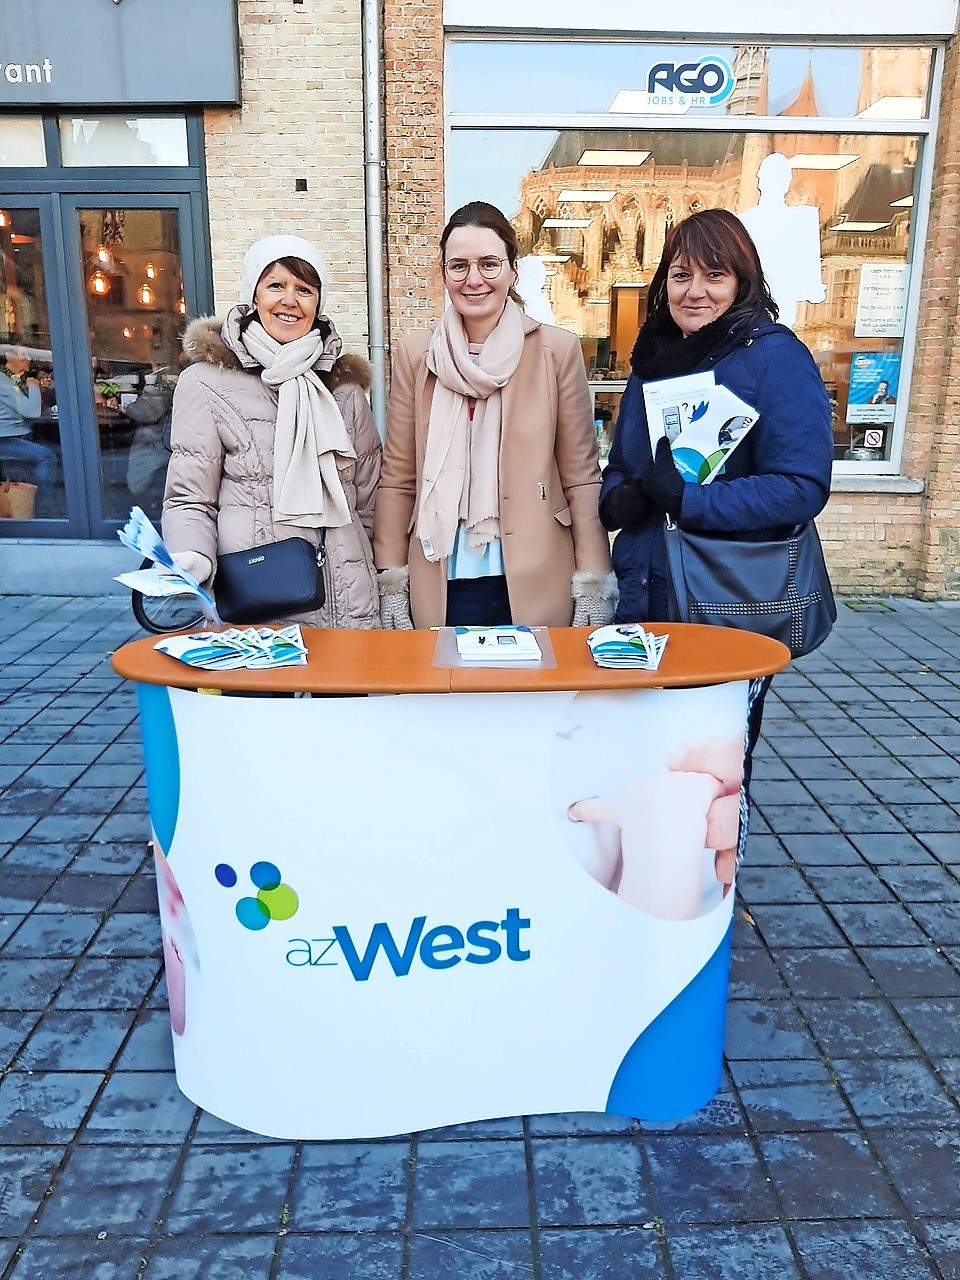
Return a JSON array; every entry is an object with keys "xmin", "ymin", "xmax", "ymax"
[
  {"xmin": 433, "ymin": 626, "xmax": 556, "ymax": 669},
  {"xmin": 643, "ymin": 372, "xmax": 759, "ymax": 484},
  {"xmin": 587, "ymin": 624, "xmax": 667, "ymax": 670},
  {"xmin": 155, "ymin": 627, "xmax": 308, "ymax": 670}
]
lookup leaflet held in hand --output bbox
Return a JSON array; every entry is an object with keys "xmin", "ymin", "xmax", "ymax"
[{"xmin": 642, "ymin": 372, "xmax": 759, "ymax": 485}]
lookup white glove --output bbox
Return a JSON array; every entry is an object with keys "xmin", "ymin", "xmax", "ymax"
[
  {"xmin": 377, "ymin": 565, "xmax": 414, "ymax": 630},
  {"xmin": 571, "ymin": 570, "xmax": 618, "ymax": 627},
  {"xmin": 170, "ymin": 550, "xmax": 213, "ymax": 585}
]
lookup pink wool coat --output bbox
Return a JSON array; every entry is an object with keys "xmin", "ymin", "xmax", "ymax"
[
  {"xmin": 374, "ymin": 314, "xmax": 611, "ymax": 628},
  {"xmin": 163, "ymin": 317, "xmax": 381, "ymax": 629}
]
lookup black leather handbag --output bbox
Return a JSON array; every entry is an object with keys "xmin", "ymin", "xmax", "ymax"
[
  {"xmin": 663, "ymin": 517, "xmax": 836, "ymax": 659},
  {"xmin": 215, "ymin": 534, "xmax": 326, "ymax": 624}
]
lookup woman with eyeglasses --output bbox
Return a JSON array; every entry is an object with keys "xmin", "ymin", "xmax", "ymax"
[{"xmin": 374, "ymin": 200, "xmax": 615, "ymax": 629}]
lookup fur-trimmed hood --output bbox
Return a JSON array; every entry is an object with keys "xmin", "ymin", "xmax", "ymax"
[{"xmin": 181, "ymin": 315, "xmax": 371, "ymax": 392}]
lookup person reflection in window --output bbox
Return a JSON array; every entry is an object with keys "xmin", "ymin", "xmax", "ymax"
[{"xmin": 0, "ymin": 348, "xmax": 57, "ymax": 517}]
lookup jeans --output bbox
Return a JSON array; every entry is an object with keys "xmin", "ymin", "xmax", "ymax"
[{"xmin": 0, "ymin": 435, "xmax": 58, "ymax": 515}]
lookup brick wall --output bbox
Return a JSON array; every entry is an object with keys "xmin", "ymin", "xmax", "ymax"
[
  {"xmin": 382, "ymin": 0, "xmax": 446, "ymax": 340},
  {"xmin": 379, "ymin": 10, "xmax": 959, "ymax": 597},
  {"xmin": 910, "ymin": 34, "xmax": 960, "ymax": 598},
  {"xmin": 202, "ymin": 0, "xmax": 370, "ymax": 355}
]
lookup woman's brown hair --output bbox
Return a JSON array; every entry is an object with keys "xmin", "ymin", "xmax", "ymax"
[
  {"xmin": 646, "ymin": 208, "xmax": 778, "ymax": 332},
  {"xmin": 439, "ymin": 201, "xmax": 524, "ymax": 309}
]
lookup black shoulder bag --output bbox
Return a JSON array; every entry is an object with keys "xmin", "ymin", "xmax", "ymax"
[
  {"xmin": 215, "ymin": 533, "xmax": 327, "ymax": 625},
  {"xmin": 663, "ymin": 517, "xmax": 836, "ymax": 659}
]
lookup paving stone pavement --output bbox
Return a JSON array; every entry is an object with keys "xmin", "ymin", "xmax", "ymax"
[{"xmin": 0, "ymin": 594, "xmax": 959, "ymax": 1280}]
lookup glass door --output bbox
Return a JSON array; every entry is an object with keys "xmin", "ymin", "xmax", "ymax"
[
  {"xmin": 0, "ymin": 193, "xmax": 202, "ymax": 538},
  {"xmin": 61, "ymin": 195, "xmax": 200, "ymax": 534}
]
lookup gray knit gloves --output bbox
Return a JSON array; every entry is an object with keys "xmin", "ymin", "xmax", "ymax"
[
  {"xmin": 377, "ymin": 565, "xmax": 414, "ymax": 630},
  {"xmin": 571, "ymin": 570, "xmax": 619, "ymax": 627},
  {"xmin": 378, "ymin": 566, "xmax": 617, "ymax": 629}
]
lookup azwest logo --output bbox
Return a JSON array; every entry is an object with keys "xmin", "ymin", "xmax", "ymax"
[
  {"xmin": 216, "ymin": 860, "xmax": 299, "ymax": 930},
  {"xmin": 286, "ymin": 908, "xmax": 531, "ymax": 981}
]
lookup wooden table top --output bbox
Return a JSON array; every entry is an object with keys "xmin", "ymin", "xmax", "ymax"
[{"xmin": 111, "ymin": 625, "xmax": 790, "ymax": 695}]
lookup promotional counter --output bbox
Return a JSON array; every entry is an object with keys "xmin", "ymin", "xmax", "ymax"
[{"xmin": 112, "ymin": 624, "xmax": 789, "ymax": 1139}]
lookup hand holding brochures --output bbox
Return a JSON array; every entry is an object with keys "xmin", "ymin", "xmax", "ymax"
[
  {"xmin": 115, "ymin": 507, "xmax": 221, "ymax": 624},
  {"xmin": 642, "ymin": 373, "xmax": 759, "ymax": 485}
]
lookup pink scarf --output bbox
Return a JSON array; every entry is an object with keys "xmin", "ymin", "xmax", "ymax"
[{"xmin": 415, "ymin": 300, "xmax": 524, "ymax": 562}]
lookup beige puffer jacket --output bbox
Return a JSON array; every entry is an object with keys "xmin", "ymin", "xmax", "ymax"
[{"xmin": 162, "ymin": 317, "xmax": 381, "ymax": 629}]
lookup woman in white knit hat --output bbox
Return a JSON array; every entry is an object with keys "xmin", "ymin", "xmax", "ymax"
[{"xmin": 162, "ymin": 235, "xmax": 381, "ymax": 628}]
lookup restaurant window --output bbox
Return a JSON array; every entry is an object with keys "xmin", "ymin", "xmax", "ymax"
[
  {"xmin": 448, "ymin": 40, "xmax": 939, "ymax": 470},
  {"xmin": 59, "ymin": 116, "xmax": 191, "ymax": 167},
  {"xmin": 0, "ymin": 117, "xmax": 46, "ymax": 167},
  {"xmin": 0, "ymin": 113, "xmax": 209, "ymax": 538}
]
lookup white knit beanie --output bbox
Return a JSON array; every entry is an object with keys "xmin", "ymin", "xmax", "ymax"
[{"xmin": 242, "ymin": 235, "xmax": 330, "ymax": 308}]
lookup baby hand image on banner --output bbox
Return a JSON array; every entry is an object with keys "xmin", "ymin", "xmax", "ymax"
[
  {"xmin": 551, "ymin": 688, "xmax": 746, "ymax": 921},
  {"xmin": 153, "ymin": 844, "xmax": 201, "ymax": 1037}
]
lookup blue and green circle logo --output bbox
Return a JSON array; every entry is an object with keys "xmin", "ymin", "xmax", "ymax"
[{"xmin": 215, "ymin": 860, "xmax": 299, "ymax": 930}]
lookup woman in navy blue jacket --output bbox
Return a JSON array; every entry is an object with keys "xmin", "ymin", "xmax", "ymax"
[
  {"xmin": 600, "ymin": 208, "xmax": 833, "ymax": 623},
  {"xmin": 596, "ymin": 209, "xmax": 833, "ymax": 881}
]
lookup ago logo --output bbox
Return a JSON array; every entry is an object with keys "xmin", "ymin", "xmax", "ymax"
[{"xmin": 645, "ymin": 57, "xmax": 734, "ymax": 108}]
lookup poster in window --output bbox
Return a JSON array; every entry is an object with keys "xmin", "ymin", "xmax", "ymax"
[
  {"xmin": 854, "ymin": 264, "xmax": 908, "ymax": 338},
  {"xmin": 846, "ymin": 352, "xmax": 901, "ymax": 425}
]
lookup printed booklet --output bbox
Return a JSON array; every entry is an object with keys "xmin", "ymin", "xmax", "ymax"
[
  {"xmin": 642, "ymin": 372, "xmax": 759, "ymax": 484},
  {"xmin": 454, "ymin": 626, "xmax": 543, "ymax": 663},
  {"xmin": 155, "ymin": 626, "xmax": 308, "ymax": 670},
  {"xmin": 587, "ymin": 624, "xmax": 667, "ymax": 670}
]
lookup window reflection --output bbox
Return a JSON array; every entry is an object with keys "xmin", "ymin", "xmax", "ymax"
[
  {"xmin": 449, "ymin": 41, "xmax": 932, "ymax": 121},
  {"xmin": 59, "ymin": 117, "xmax": 189, "ymax": 167},
  {"xmin": 450, "ymin": 119, "xmax": 918, "ymax": 463},
  {"xmin": 78, "ymin": 208, "xmax": 186, "ymax": 520},
  {"xmin": 0, "ymin": 118, "xmax": 46, "ymax": 167},
  {"xmin": 0, "ymin": 210, "xmax": 64, "ymax": 520}
]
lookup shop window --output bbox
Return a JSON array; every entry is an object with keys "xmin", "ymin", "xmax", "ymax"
[
  {"xmin": 448, "ymin": 39, "xmax": 936, "ymax": 469},
  {"xmin": 0, "ymin": 117, "xmax": 46, "ymax": 167},
  {"xmin": 59, "ymin": 116, "xmax": 190, "ymax": 167}
]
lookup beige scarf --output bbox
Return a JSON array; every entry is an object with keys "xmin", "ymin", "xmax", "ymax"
[
  {"xmin": 416, "ymin": 299, "xmax": 525, "ymax": 562},
  {"xmin": 221, "ymin": 306, "xmax": 355, "ymax": 529}
]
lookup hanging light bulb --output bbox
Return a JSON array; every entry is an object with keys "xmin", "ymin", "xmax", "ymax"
[
  {"xmin": 137, "ymin": 283, "xmax": 155, "ymax": 306},
  {"xmin": 95, "ymin": 244, "xmax": 115, "ymax": 271},
  {"xmin": 176, "ymin": 297, "xmax": 187, "ymax": 317},
  {"xmin": 122, "ymin": 326, "xmax": 134, "ymax": 339},
  {"xmin": 145, "ymin": 262, "xmax": 158, "ymax": 279},
  {"xmin": 89, "ymin": 269, "xmax": 111, "ymax": 296},
  {"xmin": 0, "ymin": 212, "xmax": 7, "ymax": 228}
]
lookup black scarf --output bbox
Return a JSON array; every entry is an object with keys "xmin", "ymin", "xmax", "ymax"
[{"xmin": 630, "ymin": 302, "xmax": 769, "ymax": 382}]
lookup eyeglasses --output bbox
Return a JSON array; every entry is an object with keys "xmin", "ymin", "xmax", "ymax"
[{"xmin": 443, "ymin": 257, "xmax": 509, "ymax": 281}]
